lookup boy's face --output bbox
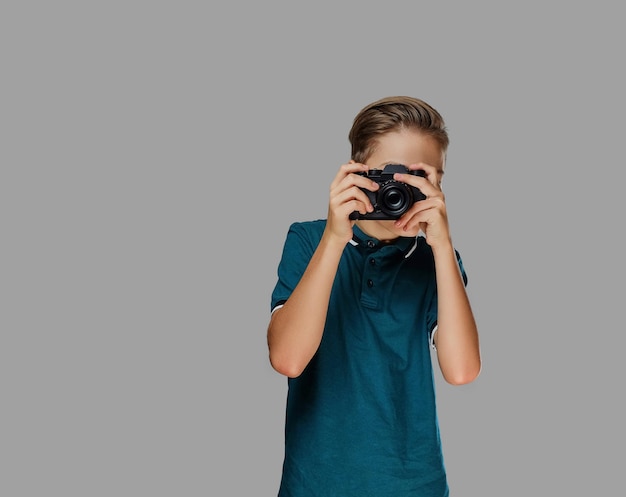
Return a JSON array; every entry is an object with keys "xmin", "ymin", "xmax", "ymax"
[{"xmin": 356, "ymin": 129, "xmax": 445, "ymax": 241}]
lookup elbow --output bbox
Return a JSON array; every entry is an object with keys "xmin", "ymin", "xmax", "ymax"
[
  {"xmin": 445, "ymin": 372, "xmax": 479, "ymax": 386},
  {"xmin": 267, "ymin": 311, "xmax": 319, "ymax": 378},
  {"xmin": 443, "ymin": 362, "xmax": 482, "ymax": 386},
  {"xmin": 269, "ymin": 351, "xmax": 307, "ymax": 378}
]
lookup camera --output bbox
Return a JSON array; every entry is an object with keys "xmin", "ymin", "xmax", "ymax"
[{"xmin": 349, "ymin": 164, "xmax": 426, "ymax": 220}]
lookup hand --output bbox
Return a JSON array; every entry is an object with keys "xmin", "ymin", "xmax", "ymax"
[
  {"xmin": 392, "ymin": 162, "xmax": 452, "ymax": 249},
  {"xmin": 326, "ymin": 161, "xmax": 379, "ymax": 244}
]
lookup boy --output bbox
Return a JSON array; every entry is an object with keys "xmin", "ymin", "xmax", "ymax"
[{"xmin": 267, "ymin": 96, "xmax": 481, "ymax": 496}]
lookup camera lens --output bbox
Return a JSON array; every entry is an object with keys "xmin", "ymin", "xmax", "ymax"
[{"xmin": 379, "ymin": 182, "xmax": 411, "ymax": 217}]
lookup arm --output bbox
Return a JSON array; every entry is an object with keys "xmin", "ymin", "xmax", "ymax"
[
  {"xmin": 393, "ymin": 163, "xmax": 481, "ymax": 385},
  {"xmin": 267, "ymin": 161, "xmax": 379, "ymax": 378},
  {"xmin": 430, "ymin": 244, "xmax": 481, "ymax": 385},
  {"xmin": 267, "ymin": 233, "xmax": 345, "ymax": 378}
]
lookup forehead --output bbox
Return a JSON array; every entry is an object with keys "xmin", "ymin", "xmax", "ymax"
[{"xmin": 368, "ymin": 129, "xmax": 445, "ymax": 172}]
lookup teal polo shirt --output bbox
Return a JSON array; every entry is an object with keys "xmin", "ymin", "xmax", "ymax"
[{"xmin": 271, "ymin": 220, "xmax": 467, "ymax": 497}]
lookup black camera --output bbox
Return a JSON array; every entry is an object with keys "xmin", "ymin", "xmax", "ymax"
[{"xmin": 349, "ymin": 164, "xmax": 426, "ymax": 220}]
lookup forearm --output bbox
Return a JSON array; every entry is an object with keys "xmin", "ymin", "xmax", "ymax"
[
  {"xmin": 267, "ymin": 233, "xmax": 346, "ymax": 377},
  {"xmin": 432, "ymin": 242, "xmax": 481, "ymax": 385}
]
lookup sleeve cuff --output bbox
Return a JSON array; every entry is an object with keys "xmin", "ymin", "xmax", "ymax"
[
  {"xmin": 271, "ymin": 303, "xmax": 285, "ymax": 315},
  {"xmin": 429, "ymin": 324, "xmax": 438, "ymax": 351}
]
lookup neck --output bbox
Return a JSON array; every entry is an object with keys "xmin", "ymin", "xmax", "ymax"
[{"xmin": 355, "ymin": 220, "xmax": 400, "ymax": 243}]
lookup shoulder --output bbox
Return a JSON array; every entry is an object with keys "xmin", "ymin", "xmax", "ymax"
[
  {"xmin": 286, "ymin": 219, "xmax": 327, "ymax": 243},
  {"xmin": 278, "ymin": 219, "xmax": 327, "ymax": 256},
  {"xmin": 288, "ymin": 218, "xmax": 327, "ymax": 233}
]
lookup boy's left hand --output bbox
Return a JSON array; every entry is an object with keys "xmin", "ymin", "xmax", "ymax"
[{"xmin": 392, "ymin": 163, "xmax": 451, "ymax": 250}]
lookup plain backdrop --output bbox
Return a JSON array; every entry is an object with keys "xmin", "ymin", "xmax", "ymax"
[{"xmin": 2, "ymin": 1, "xmax": 625, "ymax": 496}]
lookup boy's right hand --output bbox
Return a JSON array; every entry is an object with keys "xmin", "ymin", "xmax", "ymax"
[{"xmin": 326, "ymin": 161, "xmax": 379, "ymax": 245}]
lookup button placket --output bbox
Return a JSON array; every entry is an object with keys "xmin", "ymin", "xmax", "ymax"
[{"xmin": 362, "ymin": 250, "xmax": 380, "ymax": 303}]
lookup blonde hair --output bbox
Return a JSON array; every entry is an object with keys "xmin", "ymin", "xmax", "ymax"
[{"xmin": 349, "ymin": 96, "xmax": 449, "ymax": 163}]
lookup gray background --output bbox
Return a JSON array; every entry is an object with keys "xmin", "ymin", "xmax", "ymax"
[{"xmin": 2, "ymin": 1, "xmax": 624, "ymax": 496}]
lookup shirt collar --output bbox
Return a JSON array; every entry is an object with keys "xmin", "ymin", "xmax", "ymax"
[{"xmin": 350, "ymin": 224, "xmax": 419, "ymax": 259}]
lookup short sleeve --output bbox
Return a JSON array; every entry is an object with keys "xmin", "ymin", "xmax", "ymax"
[
  {"xmin": 456, "ymin": 249, "xmax": 468, "ymax": 287},
  {"xmin": 426, "ymin": 249, "xmax": 468, "ymax": 350},
  {"xmin": 270, "ymin": 222, "xmax": 319, "ymax": 313}
]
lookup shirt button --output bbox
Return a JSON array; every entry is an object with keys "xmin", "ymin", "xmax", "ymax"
[
  {"xmin": 367, "ymin": 240, "xmax": 375, "ymax": 248},
  {"xmin": 367, "ymin": 279, "xmax": 374, "ymax": 288},
  {"xmin": 369, "ymin": 258, "xmax": 376, "ymax": 266}
]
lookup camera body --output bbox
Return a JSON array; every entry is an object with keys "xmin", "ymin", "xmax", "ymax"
[{"xmin": 349, "ymin": 164, "xmax": 427, "ymax": 220}]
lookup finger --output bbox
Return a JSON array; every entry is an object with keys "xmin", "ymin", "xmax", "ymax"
[
  {"xmin": 330, "ymin": 162, "xmax": 369, "ymax": 190},
  {"xmin": 397, "ymin": 207, "xmax": 434, "ymax": 233},
  {"xmin": 330, "ymin": 197, "xmax": 372, "ymax": 221},
  {"xmin": 394, "ymin": 198, "xmax": 445, "ymax": 229},
  {"xmin": 331, "ymin": 170, "xmax": 379, "ymax": 202},
  {"xmin": 393, "ymin": 172, "xmax": 443, "ymax": 200},
  {"xmin": 332, "ymin": 185, "xmax": 375, "ymax": 213},
  {"xmin": 406, "ymin": 162, "xmax": 443, "ymax": 189}
]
